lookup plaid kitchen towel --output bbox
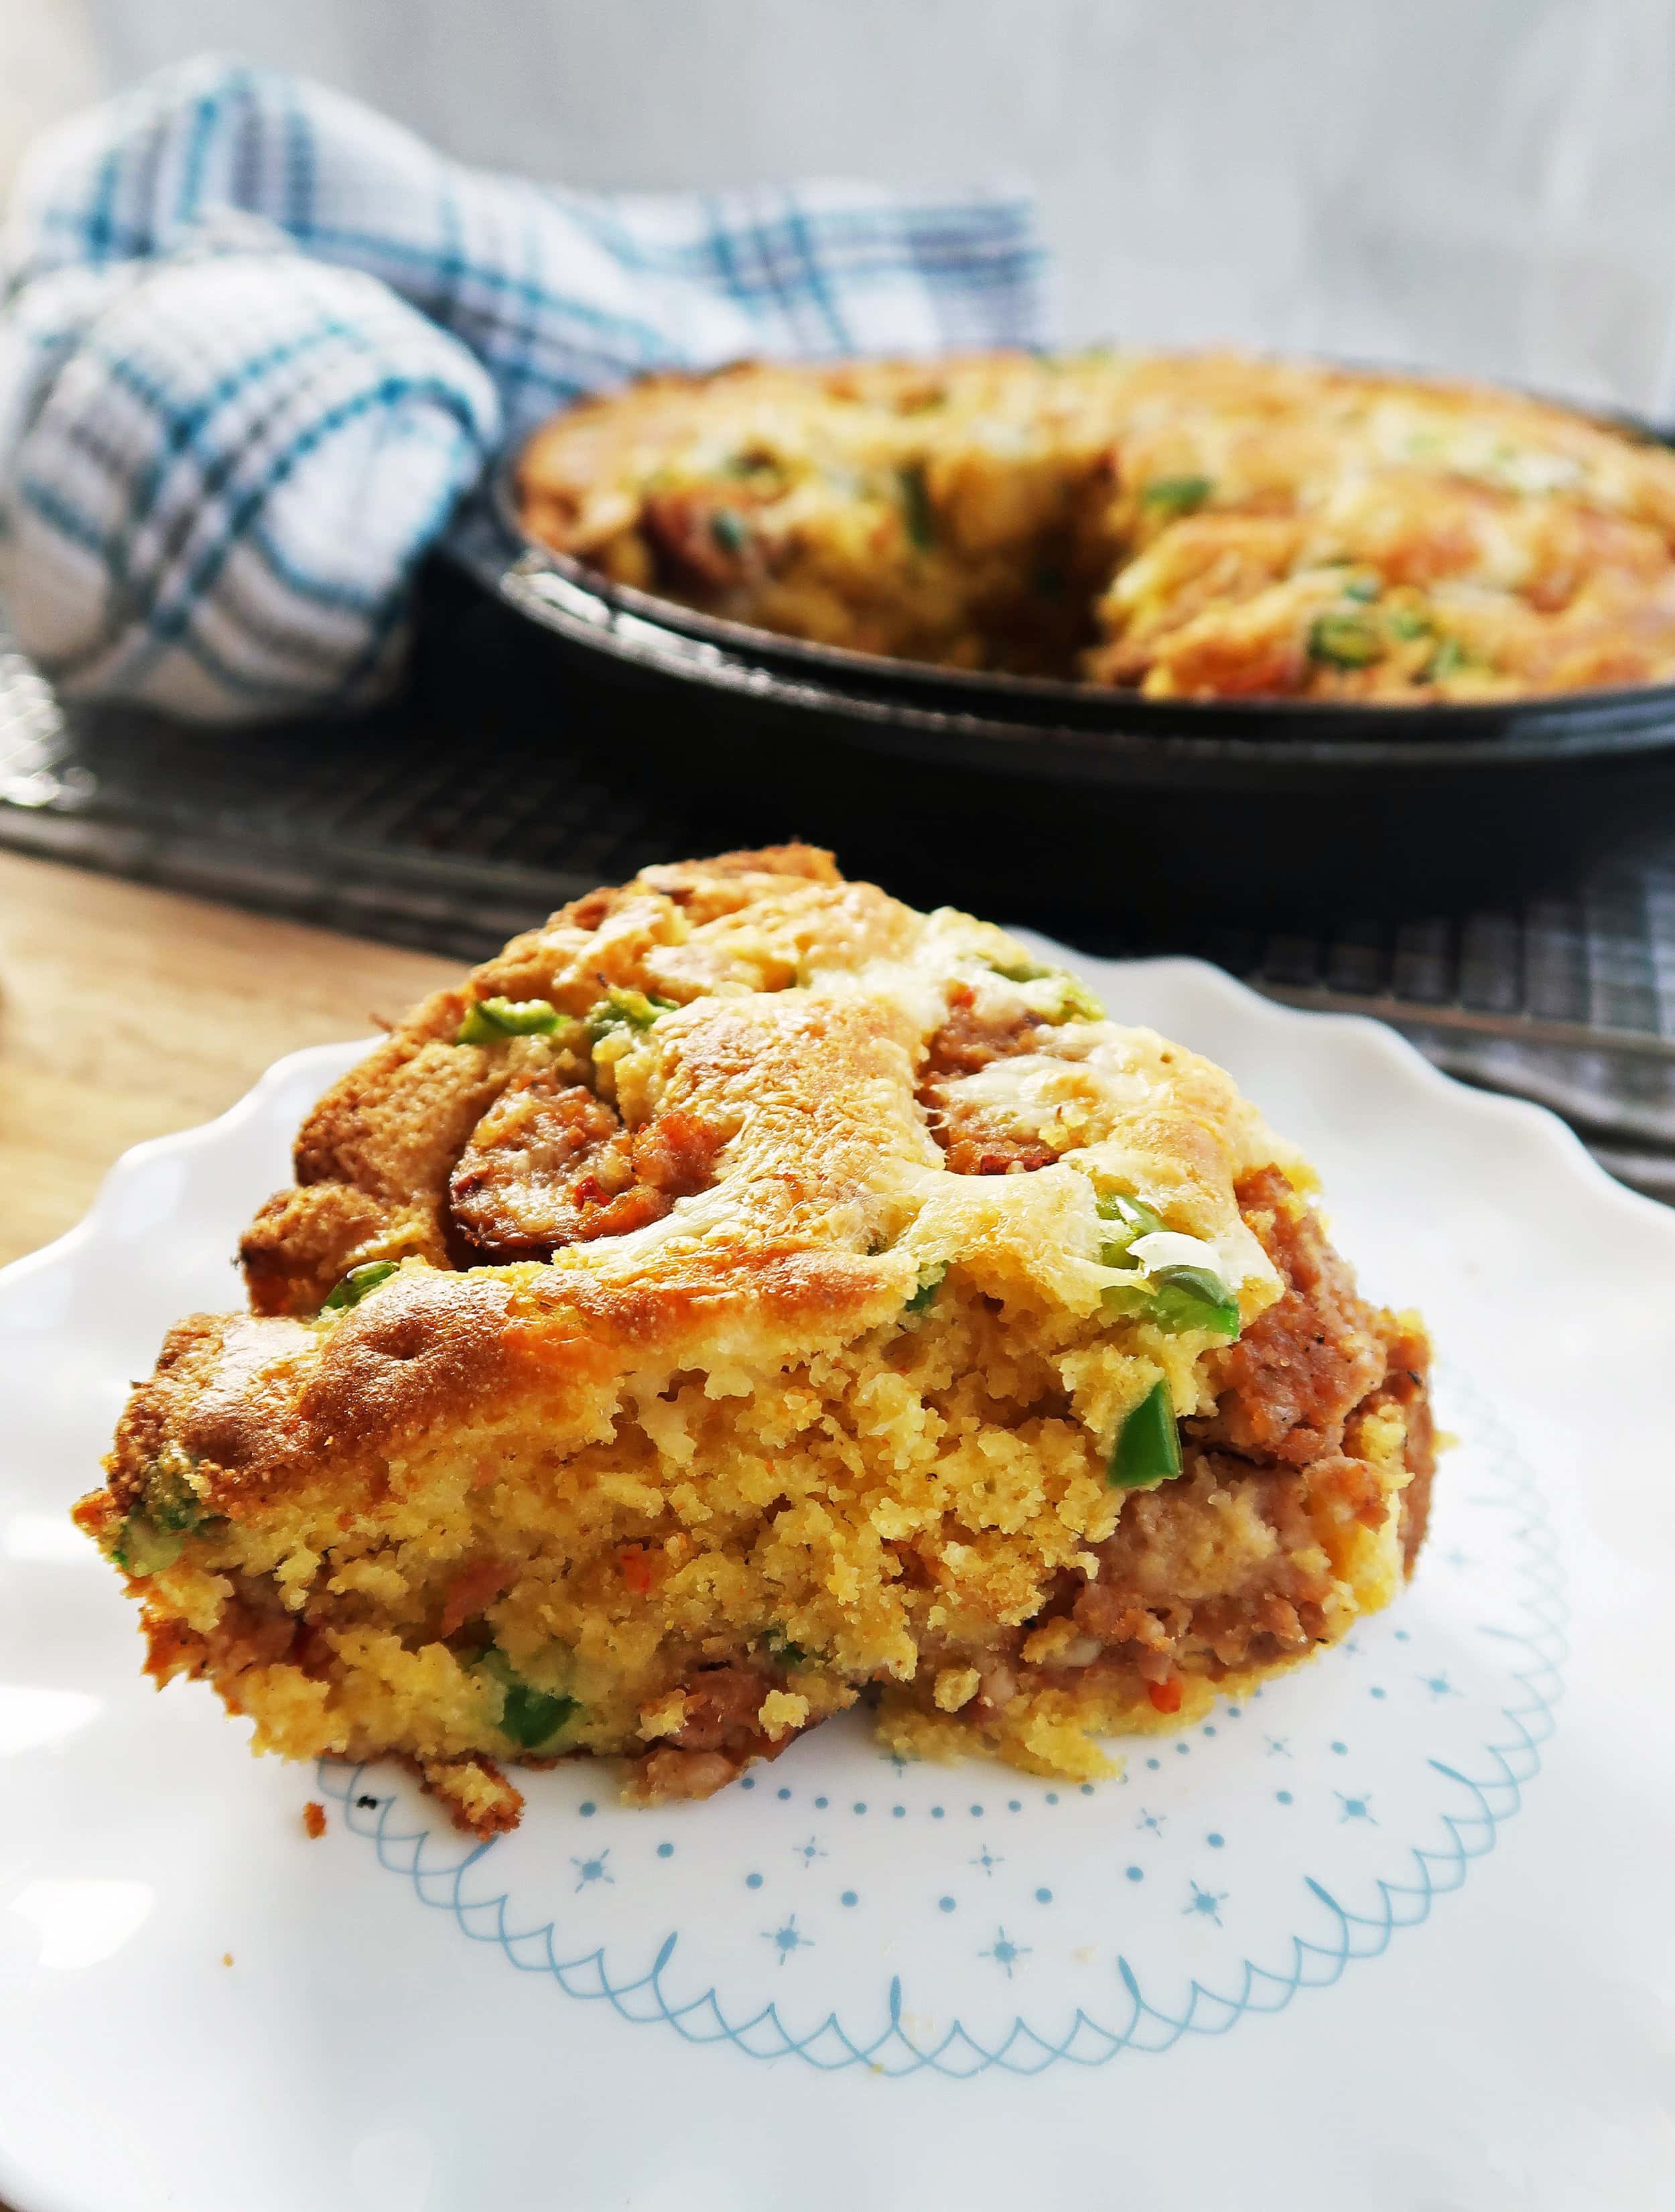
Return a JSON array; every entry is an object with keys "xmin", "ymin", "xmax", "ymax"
[{"xmin": 0, "ymin": 56, "xmax": 1045, "ymax": 722}]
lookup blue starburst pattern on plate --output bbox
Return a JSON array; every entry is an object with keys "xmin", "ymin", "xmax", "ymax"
[{"xmin": 320, "ymin": 1372, "xmax": 1564, "ymax": 2079}]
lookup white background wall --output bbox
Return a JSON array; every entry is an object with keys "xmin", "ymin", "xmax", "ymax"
[
  {"xmin": 0, "ymin": 0, "xmax": 100, "ymax": 200},
  {"xmin": 8, "ymin": 0, "xmax": 1675, "ymax": 415}
]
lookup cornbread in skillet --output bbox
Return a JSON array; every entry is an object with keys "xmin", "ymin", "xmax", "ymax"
[
  {"xmin": 76, "ymin": 848, "xmax": 1434, "ymax": 1833},
  {"xmin": 519, "ymin": 350, "xmax": 1675, "ymax": 701}
]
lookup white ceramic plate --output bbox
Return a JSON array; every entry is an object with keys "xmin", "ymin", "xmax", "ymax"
[{"xmin": 3, "ymin": 953, "xmax": 1672, "ymax": 2212}]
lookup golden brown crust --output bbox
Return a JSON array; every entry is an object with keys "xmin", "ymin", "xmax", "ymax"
[
  {"xmin": 239, "ymin": 844, "xmax": 895, "ymax": 1321},
  {"xmin": 237, "ymin": 844, "xmax": 1290, "ymax": 1340},
  {"xmin": 517, "ymin": 351, "xmax": 1675, "ymax": 701}
]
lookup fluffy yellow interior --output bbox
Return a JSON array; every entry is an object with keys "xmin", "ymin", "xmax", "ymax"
[{"xmin": 112, "ymin": 1273, "xmax": 1409, "ymax": 1799}]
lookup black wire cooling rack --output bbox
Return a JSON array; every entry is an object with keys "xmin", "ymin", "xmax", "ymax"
[{"xmin": 3, "ymin": 601, "xmax": 1673, "ymax": 1203}]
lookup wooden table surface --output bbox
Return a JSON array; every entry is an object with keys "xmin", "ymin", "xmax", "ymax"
[{"xmin": 0, "ymin": 851, "xmax": 460, "ymax": 1268}]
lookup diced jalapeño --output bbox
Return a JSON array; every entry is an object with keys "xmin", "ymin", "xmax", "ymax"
[
  {"xmin": 1148, "ymin": 1264, "xmax": 1241, "ymax": 1338},
  {"xmin": 457, "ymin": 996, "xmax": 561, "ymax": 1045},
  {"xmin": 322, "ymin": 1260, "xmax": 399, "ymax": 1311},
  {"xmin": 476, "ymin": 1649, "xmax": 578, "ymax": 1750},
  {"xmin": 1110, "ymin": 1379, "xmax": 1184, "ymax": 1490},
  {"xmin": 501, "ymin": 1681, "xmax": 578, "ymax": 1750},
  {"xmin": 710, "ymin": 508, "xmax": 748, "ymax": 554},
  {"xmin": 898, "ymin": 462, "xmax": 936, "ymax": 550},
  {"xmin": 1142, "ymin": 474, "xmax": 1213, "ymax": 517},
  {"xmin": 1309, "ymin": 613, "xmax": 1382, "ymax": 667},
  {"xmin": 1049, "ymin": 977, "xmax": 1106, "ymax": 1024},
  {"xmin": 1096, "ymin": 1192, "xmax": 1162, "ymax": 1267},
  {"xmin": 990, "ymin": 958, "xmax": 1104, "ymax": 1022},
  {"xmin": 112, "ymin": 1458, "xmax": 217, "ymax": 1573},
  {"xmin": 586, "ymin": 986, "xmax": 678, "ymax": 1043},
  {"xmin": 904, "ymin": 1264, "xmax": 947, "ymax": 1315},
  {"xmin": 111, "ymin": 1513, "xmax": 185, "ymax": 1577},
  {"xmin": 1386, "ymin": 607, "xmax": 1432, "ymax": 641}
]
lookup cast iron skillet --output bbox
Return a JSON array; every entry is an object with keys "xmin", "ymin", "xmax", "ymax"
[
  {"xmin": 486, "ymin": 411, "xmax": 1675, "ymax": 746},
  {"xmin": 444, "ymin": 419, "xmax": 1675, "ymax": 924}
]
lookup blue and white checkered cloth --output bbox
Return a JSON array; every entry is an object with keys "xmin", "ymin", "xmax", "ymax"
[{"xmin": 0, "ymin": 58, "xmax": 1046, "ymax": 722}]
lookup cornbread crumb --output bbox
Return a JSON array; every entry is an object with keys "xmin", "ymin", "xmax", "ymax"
[
  {"xmin": 933, "ymin": 1667, "xmax": 982, "ymax": 1713},
  {"xmin": 221, "ymin": 1952, "xmax": 232, "ymax": 1967},
  {"xmin": 301, "ymin": 1800, "xmax": 326, "ymax": 1839},
  {"xmin": 416, "ymin": 1754, "xmax": 525, "ymax": 1840},
  {"xmin": 638, "ymin": 1689, "xmax": 690, "ymax": 1740},
  {"xmin": 758, "ymin": 1689, "xmax": 810, "ymax": 1738}
]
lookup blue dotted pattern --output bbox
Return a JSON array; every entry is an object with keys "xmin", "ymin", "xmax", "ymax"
[{"xmin": 318, "ymin": 1384, "xmax": 1564, "ymax": 2079}]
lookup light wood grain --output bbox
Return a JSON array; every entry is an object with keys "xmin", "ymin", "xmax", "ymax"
[{"xmin": 0, "ymin": 852, "xmax": 460, "ymax": 1267}]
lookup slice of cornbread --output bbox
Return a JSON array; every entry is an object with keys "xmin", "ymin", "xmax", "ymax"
[{"xmin": 76, "ymin": 847, "xmax": 1433, "ymax": 1834}]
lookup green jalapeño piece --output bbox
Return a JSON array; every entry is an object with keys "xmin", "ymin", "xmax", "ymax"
[
  {"xmin": 143, "ymin": 1462, "xmax": 211, "ymax": 1533},
  {"xmin": 457, "ymin": 996, "xmax": 561, "ymax": 1045},
  {"xmin": 586, "ymin": 985, "xmax": 679, "ymax": 1043},
  {"xmin": 981, "ymin": 950, "xmax": 1105, "ymax": 1020},
  {"xmin": 710, "ymin": 507, "xmax": 749, "ymax": 554},
  {"xmin": 112, "ymin": 1458, "xmax": 217, "ymax": 1575},
  {"xmin": 1142, "ymin": 474, "xmax": 1213, "ymax": 517},
  {"xmin": 1096, "ymin": 1191, "xmax": 1162, "ymax": 1263},
  {"xmin": 322, "ymin": 1260, "xmax": 399, "ymax": 1312},
  {"xmin": 501, "ymin": 1681, "xmax": 578, "ymax": 1750},
  {"xmin": 111, "ymin": 1451, "xmax": 216, "ymax": 1575},
  {"xmin": 1047, "ymin": 977, "xmax": 1106, "ymax": 1024},
  {"xmin": 111, "ymin": 1514, "xmax": 186, "ymax": 1577},
  {"xmin": 1309, "ymin": 612, "xmax": 1383, "ymax": 668},
  {"xmin": 1386, "ymin": 606, "xmax": 1432, "ymax": 641},
  {"xmin": 898, "ymin": 462, "xmax": 936, "ymax": 551},
  {"xmin": 1110, "ymin": 1378, "xmax": 1184, "ymax": 1490},
  {"xmin": 904, "ymin": 1264, "xmax": 947, "ymax": 1315},
  {"xmin": 1148, "ymin": 1265, "xmax": 1241, "ymax": 1338},
  {"xmin": 476, "ymin": 1650, "xmax": 579, "ymax": 1750}
]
